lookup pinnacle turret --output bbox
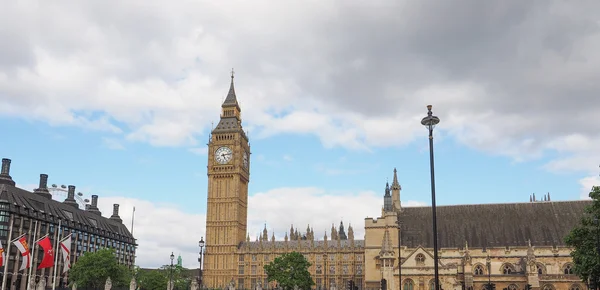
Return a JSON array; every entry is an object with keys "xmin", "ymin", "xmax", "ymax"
[{"xmin": 338, "ymin": 221, "xmax": 348, "ymax": 240}]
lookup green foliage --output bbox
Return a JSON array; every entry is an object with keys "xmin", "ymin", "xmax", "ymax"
[
  {"xmin": 138, "ymin": 269, "xmax": 168, "ymax": 290},
  {"xmin": 137, "ymin": 264, "xmax": 193, "ymax": 290},
  {"xmin": 69, "ymin": 248, "xmax": 131, "ymax": 288},
  {"xmin": 264, "ymin": 252, "xmax": 315, "ymax": 290},
  {"xmin": 565, "ymin": 185, "xmax": 600, "ymax": 283},
  {"xmin": 160, "ymin": 264, "xmax": 193, "ymax": 289}
]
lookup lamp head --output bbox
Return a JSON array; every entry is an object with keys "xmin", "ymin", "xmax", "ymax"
[
  {"xmin": 199, "ymin": 237, "xmax": 205, "ymax": 248},
  {"xmin": 421, "ymin": 105, "xmax": 440, "ymax": 128},
  {"xmin": 170, "ymin": 252, "xmax": 175, "ymax": 261}
]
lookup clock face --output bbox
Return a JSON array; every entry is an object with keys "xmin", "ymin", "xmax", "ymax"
[
  {"xmin": 243, "ymin": 152, "xmax": 249, "ymax": 168},
  {"xmin": 214, "ymin": 146, "xmax": 233, "ymax": 164}
]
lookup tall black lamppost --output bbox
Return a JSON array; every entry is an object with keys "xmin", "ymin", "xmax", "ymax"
[
  {"xmin": 324, "ymin": 253, "xmax": 328, "ymax": 290},
  {"xmin": 421, "ymin": 105, "xmax": 440, "ymax": 290},
  {"xmin": 199, "ymin": 237, "xmax": 205, "ymax": 290},
  {"xmin": 487, "ymin": 260, "xmax": 491, "ymax": 290},
  {"xmin": 170, "ymin": 252, "xmax": 175, "ymax": 290},
  {"xmin": 396, "ymin": 219, "xmax": 402, "ymax": 290},
  {"xmin": 593, "ymin": 218, "xmax": 600, "ymax": 290}
]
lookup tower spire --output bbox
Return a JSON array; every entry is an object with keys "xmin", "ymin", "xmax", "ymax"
[
  {"xmin": 391, "ymin": 167, "xmax": 401, "ymax": 211},
  {"xmin": 391, "ymin": 168, "xmax": 401, "ymax": 190},
  {"xmin": 222, "ymin": 68, "xmax": 238, "ymax": 107}
]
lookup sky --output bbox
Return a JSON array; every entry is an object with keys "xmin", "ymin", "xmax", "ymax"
[{"xmin": 1, "ymin": 0, "xmax": 600, "ymax": 269}]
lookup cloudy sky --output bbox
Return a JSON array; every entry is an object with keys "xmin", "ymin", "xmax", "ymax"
[{"xmin": 2, "ymin": 0, "xmax": 600, "ymax": 268}]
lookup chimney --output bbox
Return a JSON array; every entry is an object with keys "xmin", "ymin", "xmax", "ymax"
[
  {"xmin": 86, "ymin": 194, "xmax": 102, "ymax": 216},
  {"xmin": 63, "ymin": 185, "xmax": 79, "ymax": 209},
  {"xmin": 0, "ymin": 158, "xmax": 16, "ymax": 186},
  {"xmin": 110, "ymin": 204, "xmax": 123, "ymax": 223},
  {"xmin": 33, "ymin": 174, "xmax": 52, "ymax": 199}
]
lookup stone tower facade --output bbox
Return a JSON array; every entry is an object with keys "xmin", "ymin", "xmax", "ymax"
[
  {"xmin": 201, "ymin": 73, "xmax": 590, "ymax": 290},
  {"xmin": 204, "ymin": 72, "xmax": 251, "ymax": 288}
]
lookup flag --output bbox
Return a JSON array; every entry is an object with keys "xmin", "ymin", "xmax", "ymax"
[
  {"xmin": 0, "ymin": 240, "xmax": 5, "ymax": 267},
  {"xmin": 36, "ymin": 236, "xmax": 54, "ymax": 269},
  {"xmin": 12, "ymin": 235, "xmax": 31, "ymax": 271},
  {"xmin": 59, "ymin": 235, "xmax": 71, "ymax": 273}
]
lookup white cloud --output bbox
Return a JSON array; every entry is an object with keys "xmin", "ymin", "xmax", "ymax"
[
  {"xmin": 95, "ymin": 196, "xmax": 205, "ymax": 269},
  {"xmin": 44, "ymin": 188, "xmax": 204, "ymax": 269},
  {"xmin": 3, "ymin": 0, "xmax": 599, "ymax": 165},
  {"xmin": 102, "ymin": 137, "xmax": 126, "ymax": 150},
  {"xmin": 35, "ymin": 185, "xmax": 424, "ymax": 269},
  {"xmin": 247, "ymin": 187, "xmax": 426, "ymax": 241},
  {"xmin": 579, "ymin": 175, "xmax": 600, "ymax": 200}
]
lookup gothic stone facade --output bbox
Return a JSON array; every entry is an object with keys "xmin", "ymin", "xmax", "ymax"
[
  {"xmin": 0, "ymin": 158, "xmax": 136, "ymax": 290},
  {"xmin": 203, "ymin": 75, "xmax": 589, "ymax": 290}
]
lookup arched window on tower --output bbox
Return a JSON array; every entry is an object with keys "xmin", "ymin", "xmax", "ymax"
[
  {"xmin": 403, "ymin": 279, "xmax": 414, "ymax": 290},
  {"xmin": 569, "ymin": 284, "xmax": 582, "ymax": 290},
  {"xmin": 502, "ymin": 264, "xmax": 515, "ymax": 274},
  {"xmin": 564, "ymin": 264, "xmax": 574, "ymax": 275},
  {"xmin": 474, "ymin": 265, "xmax": 484, "ymax": 276}
]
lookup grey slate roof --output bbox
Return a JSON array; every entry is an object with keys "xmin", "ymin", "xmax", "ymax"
[
  {"xmin": 240, "ymin": 239, "xmax": 365, "ymax": 251},
  {"xmin": 0, "ymin": 183, "xmax": 135, "ymax": 244},
  {"xmin": 222, "ymin": 77, "xmax": 239, "ymax": 107},
  {"xmin": 398, "ymin": 200, "xmax": 591, "ymax": 248}
]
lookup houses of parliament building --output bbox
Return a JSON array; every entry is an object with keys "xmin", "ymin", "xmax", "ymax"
[{"xmin": 202, "ymin": 73, "xmax": 591, "ymax": 290}]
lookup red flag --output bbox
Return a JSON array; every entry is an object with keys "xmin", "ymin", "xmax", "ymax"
[
  {"xmin": 0, "ymin": 240, "xmax": 6, "ymax": 267},
  {"xmin": 36, "ymin": 236, "xmax": 54, "ymax": 269}
]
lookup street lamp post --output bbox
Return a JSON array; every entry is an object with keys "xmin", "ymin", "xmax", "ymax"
[
  {"xmin": 593, "ymin": 218, "xmax": 600, "ymax": 290},
  {"xmin": 396, "ymin": 219, "xmax": 402, "ymax": 290},
  {"xmin": 421, "ymin": 105, "xmax": 441, "ymax": 290},
  {"xmin": 170, "ymin": 252, "xmax": 175, "ymax": 290},
  {"xmin": 199, "ymin": 237, "xmax": 205, "ymax": 290},
  {"xmin": 324, "ymin": 254, "xmax": 328, "ymax": 290}
]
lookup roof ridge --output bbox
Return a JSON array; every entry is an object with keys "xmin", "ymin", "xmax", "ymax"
[{"xmin": 404, "ymin": 199, "xmax": 590, "ymax": 208}]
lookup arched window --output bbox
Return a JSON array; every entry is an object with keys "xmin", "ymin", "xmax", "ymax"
[
  {"xmin": 564, "ymin": 264, "xmax": 574, "ymax": 275},
  {"xmin": 403, "ymin": 279, "xmax": 414, "ymax": 290},
  {"xmin": 536, "ymin": 263, "xmax": 546, "ymax": 275},
  {"xmin": 542, "ymin": 284, "xmax": 555, "ymax": 290},
  {"xmin": 429, "ymin": 280, "xmax": 435, "ymax": 290},
  {"xmin": 502, "ymin": 264, "xmax": 514, "ymax": 274},
  {"xmin": 474, "ymin": 265, "xmax": 485, "ymax": 276},
  {"xmin": 416, "ymin": 254, "xmax": 426, "ymax": 265},
  {"xmin": 507, "ymin": 284, "xmax": 518, "ymax": 290},
  {"xmin": 570, "ymin": 284, "xmax": 582, "ymax": 290}
]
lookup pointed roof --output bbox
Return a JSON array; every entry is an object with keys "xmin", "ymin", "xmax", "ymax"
[
  {"xmin": 384, "ymin": 182, "xmax": 391, "ymax": 197},
  {"xmin": 379, "ymin": 229, "xmax": 394, "ymax": 256},
  {"xmin": 222, "ymin": 69, "xmax": 239, "ymax": 108},
  {"xmin": 391, "ymin": 168, "xmax": 401, "ymax": 190},
  {"xmin": 397, "ymin": 200, "xmax": 591, "ymax": 248}
]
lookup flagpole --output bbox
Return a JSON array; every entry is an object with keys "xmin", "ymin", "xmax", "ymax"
[
  {"xmin": 59, "ymin": 234, "xmax": 72, "ymax": 278},
  {"xmin": 1, "ymin": 214, "xmax": 14, "ymax": 290},
  {"xmin": 27, "ymin": 220, "xmax": 39, "ymax": 290},
  {"xmin": 51, "ymin": 219, "xmax": 62, "ymax": 290}
]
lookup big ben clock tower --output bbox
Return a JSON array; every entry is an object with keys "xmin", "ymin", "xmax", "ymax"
[{"xmin": 204, "ymin": 71, "xmax": 250, "ymax": 288}]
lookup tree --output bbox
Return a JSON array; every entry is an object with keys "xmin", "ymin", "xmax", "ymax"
[
  {"xmin": 159, "ymin": 264, "xmax": 193, "ymax": 289},
  {"xmin": 565, "ymin": 185, "xmax": 600, "ymax": 283},
  {"xmin": 69, "ymin": 248, "xmax": 131, "ymax": 288},
  {"xmin": 264, "ymin": 252, "xmax": 315, "ymax": 290},
  {"xmin": 138, "ymin": 269, "xmax": 168, "ymax": 290}
]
